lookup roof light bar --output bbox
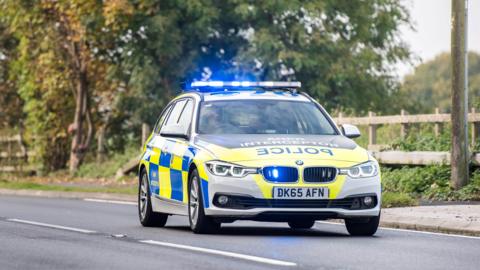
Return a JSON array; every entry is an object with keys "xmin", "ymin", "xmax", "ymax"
[{"xmin": 189, "ymin": 81, "xmax": 301, "ymax": 89}]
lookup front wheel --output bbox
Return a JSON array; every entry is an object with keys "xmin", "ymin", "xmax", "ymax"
[
  {"xmin": 344, "ymin": 214, "xmax": 380, "ymax": 236},
  {"xmin": 188, "ymin": 169, "xmax": 220, "ymax": 234},
  {"xmin": 138, "ymin": 169, "xmax": 168, "ymax": 227}
]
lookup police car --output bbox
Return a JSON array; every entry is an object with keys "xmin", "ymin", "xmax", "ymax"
[{"xmin": 138, "ymin": 81, "xmax": 381, "ymax": 235}]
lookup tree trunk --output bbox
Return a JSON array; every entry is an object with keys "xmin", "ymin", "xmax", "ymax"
[{"xmin": 69, "ymin": 68, "xmax": 88, "ymax": 172}]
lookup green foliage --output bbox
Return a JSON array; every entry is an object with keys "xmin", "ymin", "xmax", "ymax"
[
  {"xmin": 382, "ymin": 192, "xmax": 417, "ymax": 208},
  {"xmin": 74, "ymin": 146, "xmax": 140, "ymax": 178},
  {"xmin": 382, "ymin": 166, "xmax": 480, "ymax": 201},
  {"xmin": 12, "ymin": 36, "xmax": 74, "ymax": 172},
  {"xmin": 388, "ymin": 125, "xmax": 451, "ymax": 152},
  {"xmin": 1, "ymin": 0, "xmax": 125, "ymax": 171},
  {"xmin": 0, "ymin": 21, "xmax": 22, "ymax": 129},
  {"xmin": 227, "ymin": 0, "xmax": 412, "ymax": 114},
  {"xmin": 455, "ymin": 172, "xmax": 480, "ymax": 200},
  {"xmin": 111, "ymin": 0, "xmax": 412, "ymax": 134},
  {"xmin": 1, "ymin": 0, "xmax": 413, "ymax": 172},
  {"xmin": 352, "ymin": 120, "xmax": 478, "ymax": 153},
  {"xmin": 401, "ymin": 52, "xmax": 480, "ymax": 113}
]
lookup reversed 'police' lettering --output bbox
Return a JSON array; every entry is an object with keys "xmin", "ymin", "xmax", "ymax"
[{"xmin": 256, "ymin": 147, "xmax": 333, "ymax": 156}]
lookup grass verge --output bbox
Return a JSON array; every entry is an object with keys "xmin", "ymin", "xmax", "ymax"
[
  {"xmin": 0, "ymin": 179, "xmax": 136, "ymax": 195},
  {"xmin": 382, "ymin": 192, "xmax": 418, "ymax": 208}
]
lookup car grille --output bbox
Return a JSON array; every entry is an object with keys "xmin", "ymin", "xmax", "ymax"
[
  {"xmin": 262, "ymin": 166, "xmax": 298, "ymax": 183},
  {"xmin": 303, "ymin": 167, "xmax": 337, "ymax": 183}
]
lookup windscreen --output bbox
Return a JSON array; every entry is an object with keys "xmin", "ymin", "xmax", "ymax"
[{"xmin": 197, "ymin": 100, "xmax": 337, "ymax": 135}]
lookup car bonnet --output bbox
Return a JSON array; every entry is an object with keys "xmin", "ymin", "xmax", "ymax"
[{"xmin": 194, "ymin": 134, "xmax": 369, "ymax": 166}]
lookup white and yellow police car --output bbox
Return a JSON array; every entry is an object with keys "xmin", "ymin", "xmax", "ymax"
[{"xmin": 138, "ymin": 81, "xmax": 381, "ymax": 235}]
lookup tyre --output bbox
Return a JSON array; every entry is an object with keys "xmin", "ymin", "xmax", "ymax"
[
  {"xmin": 188, "ymin": 169, "xmax": 220, "ymax": 234},
  {"xmin": 345, "ymin": 214, "xmax": 380, "ymax": 236},
  {"xmin": 138, "ymin": 168, "xmax": 168, "ymax": 227},
  {"xmin": 288, "ymin": 220, "xmax": 315, "ymax": 229}
]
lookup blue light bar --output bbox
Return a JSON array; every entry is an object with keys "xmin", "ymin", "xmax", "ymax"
[{"xmin": 189, "ymin": 81, "xmax": 301, "ymax": 89}]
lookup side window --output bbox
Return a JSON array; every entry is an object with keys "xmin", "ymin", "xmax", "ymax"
[
  {"xmin": 177, "ymin": 100, "xmax": 194, "ymax": 133},
  {"xmin": 154, "ymin": 104, "xmax": 173, "ymax": 134},
  {"xmin": 162, "ymin": 99, "xmax": 187, "ymax": 130}
]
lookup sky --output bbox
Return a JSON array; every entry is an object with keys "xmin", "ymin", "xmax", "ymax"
[{"xmin": 397, "ymin": 0, "xmax": 480, "ymax": 78}]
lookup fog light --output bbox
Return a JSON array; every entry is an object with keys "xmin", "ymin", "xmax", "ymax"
[
  {"xmin": 218, "ymin": 195, "xmax": 229, "ymax": 205},
  {"xmin": 363, "ymin": 196, "xmax": 373, "ymax": 206}
]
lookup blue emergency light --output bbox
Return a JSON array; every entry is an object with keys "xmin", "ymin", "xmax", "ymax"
[
  {"xmin": 186, "ymin": 81, "xmax": 301, "ymax": 91},
  {"xmin": 262, "ymin": 166, "xmax": 299, "ymax": 183}
]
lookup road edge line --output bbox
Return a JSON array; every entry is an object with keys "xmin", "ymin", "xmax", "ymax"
[
  {"xmin": 83, "ymin": 198, "xmax": 137, "ymax": 205},
  {"xmin": 316, "ymin": 221, "xmax": 480, "ymax": 239}
]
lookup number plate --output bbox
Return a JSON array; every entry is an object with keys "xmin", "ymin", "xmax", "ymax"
[{"xmin": 272, "ymin": 187, "xmax": 329, "ymax": 199}]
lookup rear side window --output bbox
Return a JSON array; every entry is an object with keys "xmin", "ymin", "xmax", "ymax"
[
  {"xmin": 163, "ymin": 100, "xmax": 187, "ymax": 129},
  {"xmin": 177, "ymin": 100, "xmax": 194, "ymax": 131},
  {"xmin": 154, "ymin": 104, "xmax": 173, "ymax": 134}
]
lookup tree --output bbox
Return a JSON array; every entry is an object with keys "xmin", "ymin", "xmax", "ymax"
[
  {"xmin": 110, "ymin": 0, "xmax": 412, "ymax": 133},
  {"xmin": 0, "ymin": 21, "xmax": 22, "ymax": 130},
  {"xmin": 203, "ymin": 0, "xmax": 412, "ymax": 114},
  {"xmin": 1, "ymin": 0, "xmax": 413, "ymax": 173},
  {"xmin": 401, "ymin": 52, "xmax": 480, "ymax": 113},
  {"xmin": 0, "ymin": 0, "xmax": 122, "ymax": 172}
]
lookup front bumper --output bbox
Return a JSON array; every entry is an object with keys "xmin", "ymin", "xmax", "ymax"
[{"xmin": 203, "ymin": 170, "xmax": 381, "ymax": 220}]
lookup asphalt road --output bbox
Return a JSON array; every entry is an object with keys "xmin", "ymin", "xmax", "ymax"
[{"xmin": 1, "ymin": 196, "xmax": 479, "ymax": 270}]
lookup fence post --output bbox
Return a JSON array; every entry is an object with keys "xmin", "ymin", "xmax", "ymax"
[
  {"xmin": 141, "ymin": 123, "xmax": 151, "ymax": 147},
  {"xmin": 472, "ymin": 107, "xmax": 480, "ymax": 148},
  {"xmin": 434, "ymin": 108, "xmax": 443, "ymax": 137},
  {"xmin": 368, "ymin": 111, "xmax": 377, "ymax": 147},
  {"xmin": 338, "ymin": 112, "xmax": 343, "ymax": 127},
  {"xmin": 400, "ymin": 109, "xmax": 409, "ymax": 138},
  {"xmin": 7, "ymin": 137, "xmax": 12, "ymax": 168}
]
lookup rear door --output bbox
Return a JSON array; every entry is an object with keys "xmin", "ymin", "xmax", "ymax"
[
  {"xmin": 151, "ymin": 98, "xmax": 194, "ymax": 202},
  {"xmin": 146, "ymin": 103, "xmax": 174, "ymax": 196},
  {"xmin": 164, "ymin": 99, "xmax": 195, "ymax": 203}
]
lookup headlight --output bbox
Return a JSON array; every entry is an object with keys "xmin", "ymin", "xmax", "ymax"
[
  {"xmin": 205, "ymin": 161, "xmax": 258, "ymax": 178},
  {"xmin": 339, "ymin": 161, "xmax": 379, "ymax": 178}
]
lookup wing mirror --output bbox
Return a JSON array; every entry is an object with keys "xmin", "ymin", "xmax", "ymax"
[
  {"xmin": 160, "ymin": 125, "xmax": 189, "ymax": 140},
  {"xmin": 341, "ymin": 124, "xmax": 361, "ymax": 139}
]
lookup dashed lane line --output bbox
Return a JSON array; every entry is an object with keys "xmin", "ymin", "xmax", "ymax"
[
  {"xmin": 3, "ymin": 217, "xmax": 297, "ymax": 267},
  {"xmin": 140, "ymin": 239, "xmax": 297, "ymax": 267},
  {"xmin": 7, "ymin": 218, "xmax": 96, "ymax": 234}
]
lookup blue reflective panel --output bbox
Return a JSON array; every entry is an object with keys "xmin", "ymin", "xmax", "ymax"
[{"xmin": 262, "ymin": 166, "xmax": 298, "ymax": 183}]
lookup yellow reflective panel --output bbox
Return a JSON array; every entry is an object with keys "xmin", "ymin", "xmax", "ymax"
[
  {"xmin": 159, "ymin": 166, "xmax": 171, "ymax": 198},
  {"xmin": 182, "ymin": 171, "xmax": 189, "ymax": 203}
]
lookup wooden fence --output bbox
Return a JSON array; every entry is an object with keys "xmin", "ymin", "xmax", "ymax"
[
  {"xmin": 0, "ymin": 134, "xmax": 35, "ymax": 173},
  {"xmin": 333, "ymin": 108, "xmax": 480, "ymax": 166},
  {"xmin": 3, "ymin": 108, "xmax": 480, "ymax": 175},
  {"xmin": 333, "ymin": 108, "xmax": 480, "ymax": 149}
]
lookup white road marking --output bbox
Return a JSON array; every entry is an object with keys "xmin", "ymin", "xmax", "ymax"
[
  {"xmin": 7, "ymin": 218, "xmax": 96, "ymax": 234},
  {"xmin": 83, "ymin": 198, "xmax": 137, "ymax": 206},
  {"xmin": 139, "ymin": 240, "xmax": 297, "ymax": 267},
  {"xmin": 316, "ymin": 221, "xmax": 480, "ymax": 240}
]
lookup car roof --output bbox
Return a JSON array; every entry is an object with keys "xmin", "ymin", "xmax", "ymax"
[{"xmin": 176, "ymin": 90, "xmax": 311, "ymax": 102}]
